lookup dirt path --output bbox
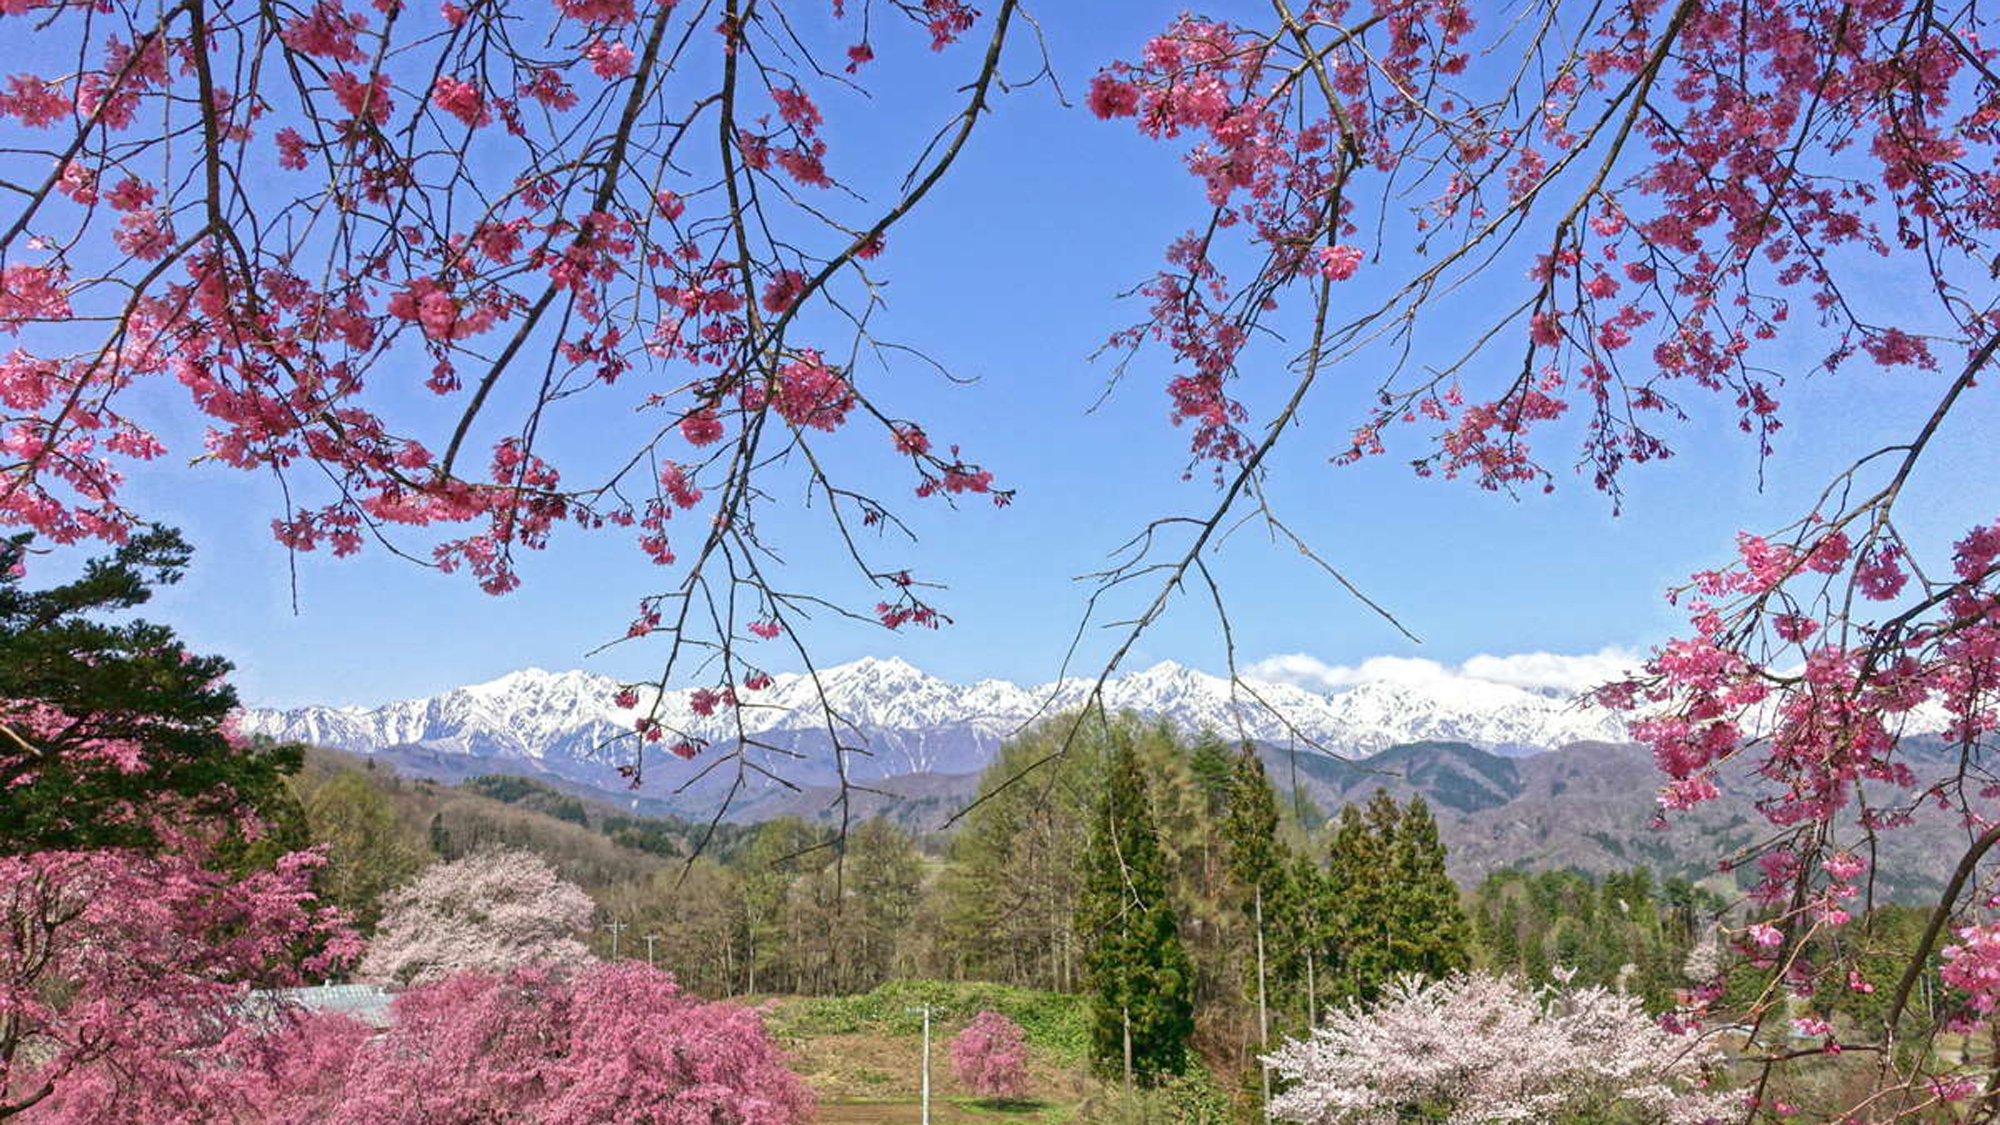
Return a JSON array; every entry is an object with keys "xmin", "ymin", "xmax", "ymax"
[{"xmin": 818, "ymin": 1098, "xmax": 1069, "ymax": 1125}]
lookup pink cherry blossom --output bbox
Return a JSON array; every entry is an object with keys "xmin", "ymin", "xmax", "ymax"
[
  {"xmin": 1316, "ymin": 245, "xmax": 1364, "ymax": 281},
  {"xmin": 950, "ymin": 1011, "xmax": 1029, "ymax": 1099},
  {"xmin": 585, "ymin": 39, "xmax": 634, "ymax": 79},
  {"xmin": 2, "ymin": 842, "xmax": 359, "ymax": 1123},
  {"xmin": 431, "ymin": 75, "xmax": 489, "ymax": 127}
]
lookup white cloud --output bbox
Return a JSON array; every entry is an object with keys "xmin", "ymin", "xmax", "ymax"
[
  {"xmin": 1244, "ymin": 646, "xmax": 1642, "ymax": 695},
  {"xmin": 1458, "ymin": 647, "xmax": 1643, "ymax": 692},
  {"xmin": 1242, "ymin": 653, "xmax": 1453, "ymax": 689}
]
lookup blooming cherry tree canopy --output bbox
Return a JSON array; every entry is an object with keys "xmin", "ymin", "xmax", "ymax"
[
  {"xmin": 18, "ymin": 962, "xmax": 812, "ymax": 1125},
  {"xmin": 357, "ymin": 847, "xmax": 595, "ymax": 985},
  {"xmin": 2, "ymin": 843, "xmax": 359, "ymax": 1124},
  {"xmin": 322, "ymin": 963, "xmax": 815, "ymax": 1125},
  {"xmin": 950, "ymin": 1010, "xmax": 1031, "ymax": 1100},
  {"xmin": 1264, "ymin": 972, "xmax": 1730, "ymax": 1125}
]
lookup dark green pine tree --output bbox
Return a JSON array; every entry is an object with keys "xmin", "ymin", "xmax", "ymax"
[
  {"xmin": 428, "ymin": 812, "xmax": 456, "ymax": 858},
  {"xmin": 1077, "ymin": 733, "xmax": 1195, "ymax": 1087},
  {"xmin": 1524, "ymin": 921, "xmax": 1551, "ymax": 982},
  {"xmin": 1187, "ymin": 734, "xmax": 1234, "ymax": 818},
  {"xmin": 0, "ymin": 528, "xmax": 300, "ymax": 854},
  {"xmin": 1324, "ymin": 796, "xmax": 1395, "ymax": 1003},
  {"xmin": 1273, "ymin": 848, "xmax": 1332, "ymax": 1029},
  {"xmin": 1387, "ymin": 795, "xmax": 1471, "ymax": 979},
  {"xmin": 1220, "ymin": 746, "xmax": 1286, "ymax": 1103},
  {"xmin": 1494, "ymin": 896, "xmax": 1523, "ymax": 974}
]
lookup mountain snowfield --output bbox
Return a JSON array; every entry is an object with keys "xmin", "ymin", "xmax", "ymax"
[
  {"xmin": 237, "ymin": 658, "xmax": 1972, "ymax": 895},
  {"xmin": 239, "ymin": 657, "xmax": 1636, "ymax": 796}
]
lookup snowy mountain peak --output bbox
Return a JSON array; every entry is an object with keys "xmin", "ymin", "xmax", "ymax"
[
  {"xmin": 835, "ymin": 655, "xmax": 921, "ymax": 676},
  {"xmin": 468, "ymin": 666, "xmax": 614, "ymax": 694},
  {"xmin": 1125, "ymin": 660, "xmax": 1217, "ymax": 687},
  {"xmin": 239, "ymin": 655, "xmax": 1639, "ymax": 800}
]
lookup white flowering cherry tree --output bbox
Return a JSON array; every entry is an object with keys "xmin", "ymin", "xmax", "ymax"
[{"xmin": 1264, "ymin": 972, "xmax": 1732, "ymax": 1125}]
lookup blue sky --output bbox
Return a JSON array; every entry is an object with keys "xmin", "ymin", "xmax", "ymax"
[{"xmin": 11, "ymin": 4, "xmax": 1993, "ymax": 709}]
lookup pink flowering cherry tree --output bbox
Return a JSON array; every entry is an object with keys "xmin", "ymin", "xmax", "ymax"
[
  {"xmin": 949, "ymin": 1010, "xmax": 1031, "ymax": 1101},
  {"xmin": 19, "ymin": 962, "xmax": 813, "ymax": 1125},
  {"xmin": 325, "ymin": 963, "xmax": 810, "ymax": 1125},
  {"xmin": 0, "ymin": 0, "xmax": 1018, "ymax": 816},
  {"xmin": 357, "ymin": 847, "xmax": 595, "ymax": 986},
  {"xmin": 0, "ymin": 842, "xmax": 360, "ymax": 1124},
  {"xmin": 1264, "ymin": 972, "xmax": 1731, "ymax": 1125},
  {"xmin": 19, "ymin": 1008, "xmax": 377, "ymax": 1125}
]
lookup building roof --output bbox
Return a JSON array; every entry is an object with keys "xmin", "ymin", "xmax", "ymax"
[{"xmin": 242, "ymin": 983, "xmax": 397, "ymax": 1029}]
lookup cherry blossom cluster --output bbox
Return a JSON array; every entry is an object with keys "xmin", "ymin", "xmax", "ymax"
[
  {"xmin": 949, "ymin": 1010, "xmax": 1031, "ymax": 1099},
  {"xmin": 0, "ymin": 698, "xmax": 148, "ymax": 777},
  {"xmin": 0, "ymin": 0, "xmax": 1021, "ymax": 784},
  {"xmin": 1093, "ymin": 0, "xmax": 2000, "ymax": 507},
  {"xmin": 2, "ymin": 841, "xmax": 361, "ymax": 1123},
  {"xmin": 1264, "ymin": 971, "xmax": 1731, "ymax": 1125},
  {"xmin": 22, "ymin": 961, "xmax": 815, "ymax": 1125},
  {"xmin": 312, "ymin": 963, "xmax": 813, "ymax": 1125},
  {"xmin": 1942, "ymin": 922, "xmax": 2000, "ymax": 1022},
  {"xmin": 1595, "ymin": 494, "xmax": 2000, "ymax": 1067},
  {"xmin": 1610, "ymin": 519, "xmax": 1998, "ymax": 807},
  {"xmin": 357, "ymin": 847, "xmax": 596, "ymax": 986}
]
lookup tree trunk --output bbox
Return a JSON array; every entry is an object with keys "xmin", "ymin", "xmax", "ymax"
[
  {"xmin": 1305, "ymin": 946, "xmax": 1318, "ymax": 1029},
  {"xmin": 1123, "ymin": 1004, "xmax": 1134, "ymax": 1093},
  {"xmin": 1056, "ymin": 868, "xmax": 1072, "ymax": 988},
  {"xmin": 1254, "ymin": 886, "xmax": 1270, "ymax": 1117}
]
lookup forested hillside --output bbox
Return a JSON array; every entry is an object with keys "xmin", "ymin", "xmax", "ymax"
[
  {"xmin": 283, "ymin": 745, "xmax": 758, "ymax": 931},
  {"xmin": 594, "ymin": 733, "xmax": 1960, "ymax": 904},
  {"xmin": 283, "ymin": 713, "xmax": 1744, "ymax": 1084}
]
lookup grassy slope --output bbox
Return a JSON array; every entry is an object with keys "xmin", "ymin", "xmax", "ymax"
[{"xmin": 762, "ymin": 982, "xmax": 1096, "ymax": 1125}]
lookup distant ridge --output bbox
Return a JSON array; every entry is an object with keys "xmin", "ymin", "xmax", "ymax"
[
  {"xmin": 246, "ymin": 666, "xmax": 1964, "ymax": 903},
  {"xmin": 240, "ymin": 657, "xmax": 1633, "ymax": 803}
]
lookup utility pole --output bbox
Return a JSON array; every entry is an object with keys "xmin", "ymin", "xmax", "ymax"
[
  {"xmin": 604, "ymin": 919, "xmax": 629, "ymax": 960},
  {"xmin": 643, "ymin": 932, "xmax": 659, "ymax": 969},
  {"xmin": 906, "ymin": 1005, "xmax": 932, "ymax": 1125}
]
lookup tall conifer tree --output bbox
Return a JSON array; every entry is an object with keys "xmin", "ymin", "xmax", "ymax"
[
  {"xmin": 1495, "ymin": 897, "xmax": 1522, "ymax": 970},
  {"xmin": 1220, "ymin": 746, "xmax": 1285, "ymax": 1106},
  {"xmin": 1274, "ymin": 849, "xmax": 1331, "ymax": 1029},
  {"xmin": 1324, "ymin": 799, "xmax": 1393, "ymax": 1003},
  {"xmin": 1188, "ymin": 736, "xmax": 1234, "ymax": 817},
  {"xmin": 1323, "ymin": 791, "xmax": 1470, "ymax": 1004},
  {"xmin": 1077, "ymin": 732, "xmax": 1194, "ymax": 1086},
  {"xmin": 1388, "ymin": 796, "xmax": 1472, "ymax": 978}
]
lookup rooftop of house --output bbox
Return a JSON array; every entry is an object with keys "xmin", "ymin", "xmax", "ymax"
[{"xmin": 242, "ymin": 983, "xmax": 397, "ymax": 1028}]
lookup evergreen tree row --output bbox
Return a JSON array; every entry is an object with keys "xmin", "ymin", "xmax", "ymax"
[
  {"xmin": 283, "ymin": 701, "xmax": 1730, "ymax": 1094},
  {"xmin": 1222, "ymin": 752, "xmax": 1471, "ymax": 1043},
  {"xmin": 1468, "ymin": 866, "xmax": 1724, "ymax": 1012},
  {"xmin": 1068, "ymin": 721, "xmax": 1471, "ymax": 1086}
]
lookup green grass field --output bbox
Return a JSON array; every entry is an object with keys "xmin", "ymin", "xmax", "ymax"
[
  {"xmin": 762, "ymin": 982, "xmax": 1094, "ymax": 1120},
  {"xmin": 817, "ymin": 1097, "xmax": 1075, "ymax": 1125}
]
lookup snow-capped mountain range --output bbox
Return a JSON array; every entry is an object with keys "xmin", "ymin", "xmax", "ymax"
[{"xmin": 239, "ymin": 658, "xmax": 1634, "ymax": 804}]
